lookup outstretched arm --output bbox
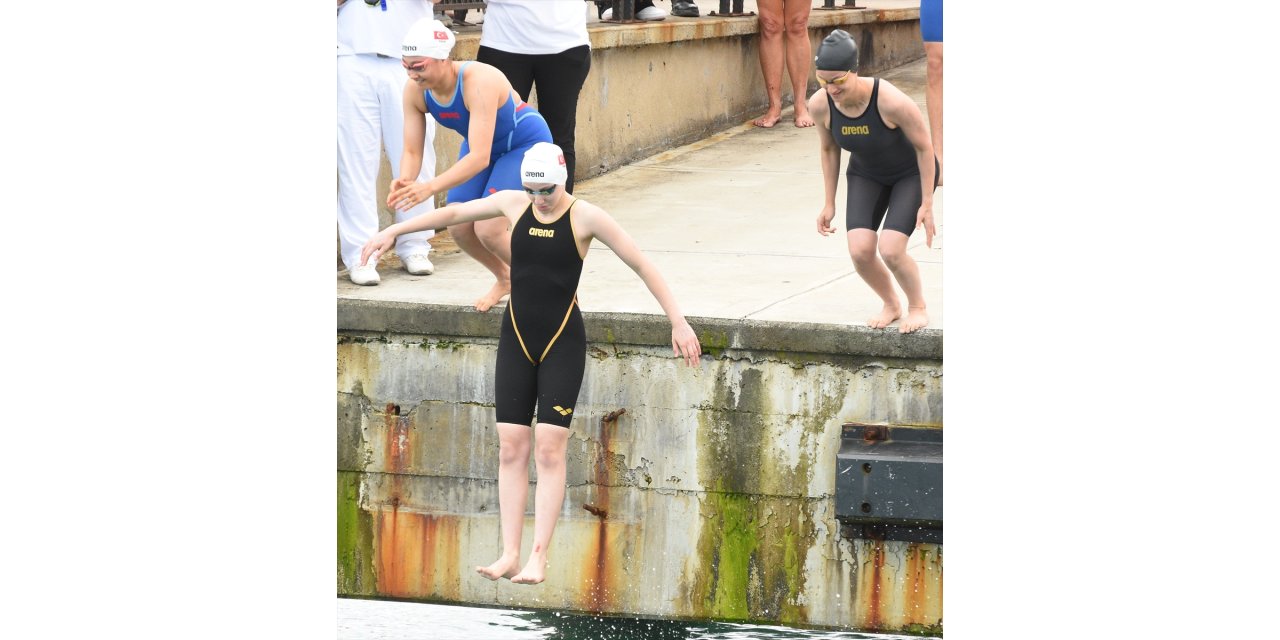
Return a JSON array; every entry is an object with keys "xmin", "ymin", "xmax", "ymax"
[
  {"xmin": 579, "ymin": 205, "xmax": 701, "ymax": 367},
  {"xmin": 361, "ymin": 190, "xmax": 523, "ymax": 266}
]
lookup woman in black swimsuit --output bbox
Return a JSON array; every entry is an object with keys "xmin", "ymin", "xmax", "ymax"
[
  {"xmin": 807, "ymin": 30, "xmax": 938, "ymax": 333},
  {"xmin": 361, "ymin": 142, "xmax": 702, "ymax": 585}
]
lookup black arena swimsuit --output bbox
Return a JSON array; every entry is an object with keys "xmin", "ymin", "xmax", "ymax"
[
  {"xmin": 494, "ymin": 199, "xmax": 586, "ymax": 429},
  {"xmin": 828, "ymin": 78, "xmax": 938, "ymax": 237}
]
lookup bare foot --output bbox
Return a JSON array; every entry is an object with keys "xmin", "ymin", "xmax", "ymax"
[
  {"xmin": 868, "ymin": 303, "xmax": 902, "ymax": 329},
  {"xmin": 510, "ymin": 553, "xmax": 547, "ymax": 585},
  {"xmin": 753, "ymin": 109, "xmax": 782, "ymax": 128},
  {"xmin": 475, "ymin": 553, "xmax": 521, "ymax": 581},
  {"xmin": 474, "ymin": 278, "xmax": 510, "ymax": 312},
  {"xmin": 899, "ymin": 307, "xmax": 929, "ymax": 333},
  {"xmin": 794, "ymin": 107, "xmax": 815, "ymax": 128}
]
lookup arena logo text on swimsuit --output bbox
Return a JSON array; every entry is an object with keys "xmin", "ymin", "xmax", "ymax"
[
  {"xmin": 841, "ymin": 125, "xmax": 870, "ymax": 135},
  {"xmin": 529, "ymin": 227, "xmax": 555, "ymax": 238}
]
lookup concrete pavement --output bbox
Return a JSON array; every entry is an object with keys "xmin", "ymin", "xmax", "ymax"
[{"xmin": 336, "ymin": 53, "xmax": 942, "ymax": 333}]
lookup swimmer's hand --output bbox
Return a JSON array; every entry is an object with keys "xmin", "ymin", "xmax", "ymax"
[
  {"xmin": 817, "ymin": 205, "xmax": 837, "ymax": 236},
  {"xmin": 916, "ymin": 204, "xmax": 935, "ymax": 248},
  {"xmin": 387, "ymin": 179, "xmax": 435, "ymax": 213},
  {"xmin": 671, "ymin": 320, "xmax": 702, "ymax": 368},
  {"xmin": 360, "ymin": 227, "xmax": 398, "ymax": 267}
]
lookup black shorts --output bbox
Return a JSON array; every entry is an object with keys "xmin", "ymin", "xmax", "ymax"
[
  {"xmin": 845, "ymin": 159, "xmax": 939, "ymax": 237},
  {"xmin": 493, "ymin": 305, "xmax": 586, "ymax": 429}
]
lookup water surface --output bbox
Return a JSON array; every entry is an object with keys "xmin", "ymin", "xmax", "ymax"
[{"xmin": 337, "ymin": 597, "xmax": 939, "ymax": 640}]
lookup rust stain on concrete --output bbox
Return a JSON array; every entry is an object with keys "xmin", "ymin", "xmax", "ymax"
[
  {"xmin": 903, "ymin": 544, "xmax": 943, "ymax": 627},
  {"xmin": 859, "ymin": 539, "xmax": 887, "ymax": 629},
  {"xmin": 373, "ymin": 404, "xmax": 465, "ymax": 601},
  {"xmin": 375, "ymin": 509, "xmax": 462, "ymax": 601},
  {"xmin": 581, "ymin": 409, "xmax": 622, "ymax": 612},
  {"xmin": 854, "ymin": 540, "xmax": 943, "ymax": 630}
]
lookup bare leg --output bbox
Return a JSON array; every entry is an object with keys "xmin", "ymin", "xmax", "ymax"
[
  {"xmin": 783, "ymin": 0, "xmax": 814, "ymax": 127},
  {"xmin": 847, "ymin": 229, "xmax": 902, "ymax": 328},
  {"xmin": 877, "ymin": 230, "xmax": 929, "ymax": 333},
  {"xmin": 510, "ymin": 423, "xmax": 570, "ymax": 585},
  {"xmin": 448, "ymin": 219, "xmax": 511, "ymax": 312},
  {"xmin": 924, "ymin": 42, "xmax": 943, "ymax": 186},
  {"xmin": 476, "ymin": 422, "xmax": 531, "ymax": 580},
  {"xmin": 753, "ymin": 0, "xmax": 785, "ymax": 128}
]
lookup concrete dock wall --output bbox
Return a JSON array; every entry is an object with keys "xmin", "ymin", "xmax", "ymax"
[
  {"xmin": 337, "ymin": 300, "xmax": 942, "ymax": 633},
  {"xmin": 371, "ymin": 8, "xmax": 924, "ymax": 225}
]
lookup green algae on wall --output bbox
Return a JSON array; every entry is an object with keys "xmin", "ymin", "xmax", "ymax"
[
  {"xmin": 696, "ymin": 489, "xmax": 759, "ymax": 620},
  {"xmin": 688, "ymin": 488, "xmax": 815, "ymax": 624},
  {"xmin": 337, "ymin": 471, "xmax": 376, "ymax": 594}
]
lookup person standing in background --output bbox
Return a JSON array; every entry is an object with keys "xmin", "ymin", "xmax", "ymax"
[
  {"xmin": 753, "ymin": 0, "xmax": 815, "ymax": 128},
  {"xmin": 920, "ymin": 0, "xmax": 943, "ymax": 185},
  {"xmin": 337, "ymin": 0, "xmax": 438, "ymax": 285},
  {"xmin": 476, "ymin": 0, "xmax": 591, "ymax": 193}
]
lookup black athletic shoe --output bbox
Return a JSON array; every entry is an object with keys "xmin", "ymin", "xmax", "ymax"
[{"xmin": 671, "ymin": 0, "xmax": 700, "ymax": 17}]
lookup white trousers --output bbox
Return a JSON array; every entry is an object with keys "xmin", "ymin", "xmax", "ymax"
[{"xmin": 337, "ymin": 54, "xmax": 437, "ymax": 271}]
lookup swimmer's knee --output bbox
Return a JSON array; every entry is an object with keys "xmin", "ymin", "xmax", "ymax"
[
  {"xmin": 878, "ymin": 239, "xmax": 909, "ymax": 267},
  {"xmin": 472, "ymin": 217, "xmax": 506, "ymax": 240},
  {"xmin": 450, "ymin": 221, "xmax": 478, "ymax": 240},
  {"xmin": 847, "ymin": 232, "xmax": 878, "ymax": 264},
  {"xmin": 533, "ymin": 440, "xmax": 566, "ymax": 469},
  {"xmin": 497, "ymin": 435, "xmax": 531, "ymax": 465}
]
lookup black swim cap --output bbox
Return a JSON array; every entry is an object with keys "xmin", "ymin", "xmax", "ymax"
[{"xmin": 814, "ymin": 29, "xmax": 858, "ymax": 72}]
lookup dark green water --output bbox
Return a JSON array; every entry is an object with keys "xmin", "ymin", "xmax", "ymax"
[{"xmin": 337, "ymin": 597, "xmax": 939, "ymax": 639}]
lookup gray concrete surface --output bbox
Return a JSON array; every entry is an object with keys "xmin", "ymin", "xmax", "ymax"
[{"xmin": 337, "ymin": 53, "xmax": 942, "ymax": 334}]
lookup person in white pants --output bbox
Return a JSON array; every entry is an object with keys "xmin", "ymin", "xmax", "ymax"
[{"xmin": 337, "ymin": 0, "xmax": 438, "ymax": 285}]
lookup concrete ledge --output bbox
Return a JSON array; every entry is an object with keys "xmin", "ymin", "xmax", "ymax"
[{"xmin": 337, "ymin": 298, "xmax": 942, "ymax": 360}]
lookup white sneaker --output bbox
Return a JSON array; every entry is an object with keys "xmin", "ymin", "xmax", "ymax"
[
  {"xmin": 602, "ymin": 6, "xmax": 668, "ymax": 21},
  {"xmin": 638, "ymin": 6, "xmax": 668, "ymax": 20},
  {"xmin": 402, "ymin": 254, "xmax": 435, "ymax": 275},
  {"xmin": 349, "ymin": 264, "xmax": 380, "ymax": 286}
]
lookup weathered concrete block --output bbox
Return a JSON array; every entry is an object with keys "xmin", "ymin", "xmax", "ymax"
[{"xmin": 337, "ymin": 297, "xmax": 942, "ymax": 632}]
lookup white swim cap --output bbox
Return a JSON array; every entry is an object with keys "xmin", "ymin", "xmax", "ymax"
[
  {"xmin": 520, "ymin": 142, "xmax": 568, "ymax": 186},
  {"xmin": 402, "ymin": 18, "xmax": 455, "ymax": 60}
]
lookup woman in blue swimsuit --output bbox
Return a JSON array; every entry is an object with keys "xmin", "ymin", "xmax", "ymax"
[{"xmin": 390, "ymin": 18, "xmax": 554, "ymax": 312}]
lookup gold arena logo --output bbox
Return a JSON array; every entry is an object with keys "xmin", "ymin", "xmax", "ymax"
[
  {"xmin": 529, "ymin": 227, "xmax": 555, "ymax": 238},
  {"xmin": 841, "ymin": 125, "xmax": 870, "ymax": 135},
  {"xmin": 552, "ymin": 405, "xmax": 573, "ymax": 416}
]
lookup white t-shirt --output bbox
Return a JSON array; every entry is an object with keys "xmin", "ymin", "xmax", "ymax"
[
  {"xmin": 479, "ymin": 0, "xmax": 590, "ymax": 55},
  {"xmin": 337, "ymin": 0, "xmax": 435, "ymax": 58}
]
